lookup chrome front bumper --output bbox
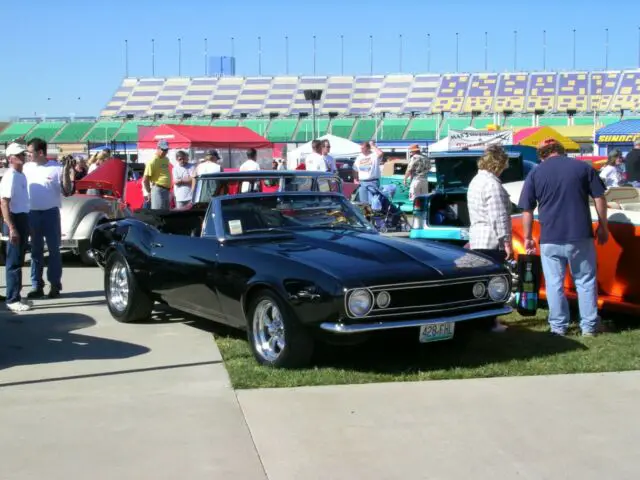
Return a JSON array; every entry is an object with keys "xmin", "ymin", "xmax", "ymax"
[{"xmin": 320, "ymin": 306, "xmax": 512, "ymax": 334}]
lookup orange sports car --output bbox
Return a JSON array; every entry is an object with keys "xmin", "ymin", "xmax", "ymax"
[{"xmin": 504, "ymin": 182, "xmax": 640, "ymax": 315}]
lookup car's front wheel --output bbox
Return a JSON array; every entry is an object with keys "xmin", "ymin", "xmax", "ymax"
[
  {"xmin": 105, "ymin": 252, "xmax": 153, "ymax": 323},
  {"xmin": 247, "ymin": 290, "xmax": 314, "ymax": 368},
  {"xmin": 78, "ymin": 240, "xmax": 96, "ymax": 266}
]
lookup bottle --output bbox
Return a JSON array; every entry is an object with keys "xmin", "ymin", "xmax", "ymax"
[{"xmin": 523, "ymin": 263, "xmax": 534, "ymax": 292}]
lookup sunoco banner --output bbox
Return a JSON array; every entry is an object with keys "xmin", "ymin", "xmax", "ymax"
[{"xmin": 448, "ymin": 129, "xmax": 513, "ymax": 150}]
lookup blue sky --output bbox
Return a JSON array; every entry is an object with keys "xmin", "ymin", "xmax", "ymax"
[{"xmin": 1, "ymin": 0, "xmax": 638, "ymax": 120}]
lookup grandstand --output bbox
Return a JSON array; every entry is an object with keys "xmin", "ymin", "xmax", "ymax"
[{"xmin": 2, "ymin": 70, "xmax": 639, "ymax": 146}]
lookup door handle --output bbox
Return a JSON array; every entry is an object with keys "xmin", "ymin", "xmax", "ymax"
[{"xmin": 151, "ymin": 242, "xmax": 163, "ymax": 248}]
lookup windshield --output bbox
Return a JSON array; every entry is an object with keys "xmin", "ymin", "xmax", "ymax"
[
  {"xmin": 219, "ymin": 194, "xmax": 374, "ymax": 236},
  {"xmin": 435, "ymin": 155, "xmax": 524, "ymax": 189},
  {"xmin": 194, "ymin": 175, "xmax": 341, "ymax": 204}
]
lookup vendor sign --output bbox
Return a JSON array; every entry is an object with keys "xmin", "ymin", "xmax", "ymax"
[{"xmin": 448, "ymin": 129, "xmax": 513, "ymax": 151}]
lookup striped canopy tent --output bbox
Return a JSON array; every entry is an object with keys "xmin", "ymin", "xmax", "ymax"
[{"xmin": 513, "ymin": 126, "xmax": 580, "ymax": 151}]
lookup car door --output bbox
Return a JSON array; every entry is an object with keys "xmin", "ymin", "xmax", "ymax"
[{"xmin": 146, "ymin": 232, "xmax": 225, "ymax": 322}]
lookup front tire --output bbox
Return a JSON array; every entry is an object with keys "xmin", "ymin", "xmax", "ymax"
[
  {"xmin": 105, "ymin": 252, "xmax": 153, "ymax": 323},
  {"xmin": 78, "ymin": 240, "xmax": 96, "ymax": 266},
  {"xmin": 247, "ymin": 289, "xmax": 314, "ymax": 368}
]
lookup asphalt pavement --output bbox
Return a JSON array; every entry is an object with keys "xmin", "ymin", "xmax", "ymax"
[{"xmin": 1, "ymin": 258, "xmax": 639, "ymax": 480}]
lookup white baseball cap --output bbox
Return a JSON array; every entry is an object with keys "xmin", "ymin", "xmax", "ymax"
[{"xmin": 6, "ymin": 143, "xmax": 26, "ymax": 156}]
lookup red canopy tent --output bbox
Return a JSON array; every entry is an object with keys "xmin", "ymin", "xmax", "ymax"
[{"xmin": 137, "ymin": 124, "xmax": 272, "ymax": 150}]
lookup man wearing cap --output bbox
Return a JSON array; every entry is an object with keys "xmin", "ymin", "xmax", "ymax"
[
  {"xmin": 24, "ymin": 137, "xmax": 75, "ymax": 299},
  {"xmin": 518, "ymin": 139, "xmax": 608, "ymax": 337},
  {"xmin": 1, "ymin": 143, "xmax": 32, "ymax": 311},
  {"xmin": 172, "ymin": 150, "xmax": 196, "ymax": 208},
  {"xmin": 143, "ymin": 139, "xmax": 172, "ymax": 210},
  {"xmin": 403, "ymin": 144, "xmax": 430, "ymax": 200},
  {"xmin": 624, "ymin": 136, "xmax": 640, "ymax": 186},
  {"xmin": 194, "ymin": 150, "xmax": 222, "ymax": 177}
]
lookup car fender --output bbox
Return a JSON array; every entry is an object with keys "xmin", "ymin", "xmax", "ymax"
[{"xmin": 73, "ymin": 211, "xmax": 109, "ymax": 240}]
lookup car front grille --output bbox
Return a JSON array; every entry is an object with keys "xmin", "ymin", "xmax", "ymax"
[{"xmin": 345, "ymin": 275, "xmax": 508, "ymax": 319}]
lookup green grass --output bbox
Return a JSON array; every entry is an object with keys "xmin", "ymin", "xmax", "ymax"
[{"xmin": 214, "ymin": 310, "xmax": 640, "ymax": 389}]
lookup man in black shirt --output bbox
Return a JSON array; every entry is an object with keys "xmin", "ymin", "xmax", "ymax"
[{"xmin": 625, "ymin": 137, "xmax": 640, "ymax": 185}]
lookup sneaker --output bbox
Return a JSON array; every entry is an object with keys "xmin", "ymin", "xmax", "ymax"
[
  {"xmin": 47, "ymin": 287, "xmax": 61, "ymax": 299},
  {"xmin": 550, "ymin": 330, "xmax": 567, "ymax": 337},
  {"xmin": 7, "ymin": 301, "xmax": 32, "ymax": 312},
  {"xmin": 26, "ymin": 288, "xmax": 45, "ymax": 299},
  {"xmin": 582, "ymin": 324, "xmax": 609, "ymax": 337}
]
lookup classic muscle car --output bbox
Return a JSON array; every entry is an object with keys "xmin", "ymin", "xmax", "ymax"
[
  {"xmin": 409, "ymin": 146, "xmax": 538, "ymax": 245},
  {"xmin": 91, "ymin": 174, "xmax": 513, "ymax": 368},
  {"xmin": 505, "ymin": 182, "xmax": 640, "ymax": 316}
]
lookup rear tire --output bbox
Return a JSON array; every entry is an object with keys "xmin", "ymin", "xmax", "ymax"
[
  {"xmin": 247, "ymin": 289, "xmax": 314, "ymax": 368},
  {"xmin": 105, "ymin": 252, "xmax": 153, "ymax": 323}
]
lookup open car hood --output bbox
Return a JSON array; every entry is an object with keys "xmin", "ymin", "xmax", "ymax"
[
  {"xmin": 75, "ymin": 159, "xmax": 127, "ymax": 199},
  {"xmin": 432, "ymin": 148, "xmax": 532, "ymax": 191}
]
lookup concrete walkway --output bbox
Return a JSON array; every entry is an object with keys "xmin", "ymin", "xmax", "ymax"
[
  {"xmin": 2, "ymin": 261, "xmax": 640, "ymax": 479},
  {"xmin": 0, "ymin": 263, "xmax": 267, "ymax": 480}
]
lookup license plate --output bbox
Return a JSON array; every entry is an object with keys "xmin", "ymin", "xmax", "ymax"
[
  {"xmin": 61, "ymin": 240, "xmax": 78, "ymax": 248},
  {"xmin": 419, "ymin": 322, "xmax": 455, "ymax": 343},
  {"xmin": 460, "ymin": 228, "xmax": 470, "ymax": 240}
]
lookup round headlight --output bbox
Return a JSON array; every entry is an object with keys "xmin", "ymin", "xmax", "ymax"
[
  {"xmin": 376, "ymin": 291, "xmax": 391, "ymax": 308},
  {"xmin": 348, "ymin": 289, "xmax": 373, "ymax": 317},
  {"xmin": 488, "ymin": 276, "xmax": 509, "ymax": 302}
]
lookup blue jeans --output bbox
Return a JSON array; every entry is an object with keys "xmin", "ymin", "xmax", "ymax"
[
  {"xmin": 4, "ymin": 213, "xmax": 29, "ymax": 304},
  {"xmin": 30, "ymin": 207, "xmax": 62, "ymax": 291},
  {"xmin": 358, "ymin": 179, "xmax": 379, "ymax": 204},
  {"xmin": 540, "ymin": 239, "xmax": 598, "ymax": 334},
  {"xmin": 151, "ymin": 185, "xmax": 170, "ymax": 210}
]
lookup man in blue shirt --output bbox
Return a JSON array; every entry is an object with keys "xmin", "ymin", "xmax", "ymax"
[{"xmin": 518, "ymin": 139, "xmax": 608, "ymax": 336}]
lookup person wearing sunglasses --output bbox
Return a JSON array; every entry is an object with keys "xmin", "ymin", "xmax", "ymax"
[{"xmin": 321, "ymin": 139, "xmax": 336, "ymax": 173}]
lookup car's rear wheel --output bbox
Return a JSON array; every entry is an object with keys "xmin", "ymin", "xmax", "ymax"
[
  {"xmin": 247, "ymin": 290, "xmax": 314, "ymax": 368},
  {"xmin": 105, "ymin": 252, "xmax": 153, "ymax": 323}
]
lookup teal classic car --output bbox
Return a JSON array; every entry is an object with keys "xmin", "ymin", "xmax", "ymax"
[{"xmin": 409, "ymin": 146, "xmax": 538, "ymax": 245}]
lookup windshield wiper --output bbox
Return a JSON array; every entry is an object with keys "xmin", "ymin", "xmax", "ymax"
[{"xmin": 238, "ymin": 227, "xmax": 295, "ymax": 235}]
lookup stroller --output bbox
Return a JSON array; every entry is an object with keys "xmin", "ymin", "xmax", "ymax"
[{"xmin": 362, "ymin": 184, "xmax": 411, "ymax": 233}]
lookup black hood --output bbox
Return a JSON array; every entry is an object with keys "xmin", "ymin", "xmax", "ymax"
[{"xmin": 244, "ymin": 229, "xmax": 506, "ymax": 288}]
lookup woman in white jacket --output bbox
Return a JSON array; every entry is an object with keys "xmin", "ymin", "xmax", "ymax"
[{"xmin": 599, "ymin": 149, "xmax": 625, "ymax": 188}]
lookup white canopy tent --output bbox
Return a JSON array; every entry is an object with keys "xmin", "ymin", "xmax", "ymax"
[{"xmin": 286, "ymin": 134, "xmax": 361, "ymax": 169}]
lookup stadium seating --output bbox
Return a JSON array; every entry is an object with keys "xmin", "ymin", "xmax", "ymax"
[
  {"xmin": 83, "ymin": 120, "xmax": 123, "ymax": 143},
  {"xmin": 5, "ymin": 69, "xmax": 640, "ymax": 147},
  {"xmin": 0, "ymin": 121, "xmax": 37, "ymax": 143},
  {"xmin": 24, "ymin": 121, "xmax": 65, "ymax": 142},
  {"xmin": 50, "ymin": 121, "xmax": 95, "ymax": 143},
  {"xmin": 377, "ymin": 118, "xmax": 410, "ymax": 141}
]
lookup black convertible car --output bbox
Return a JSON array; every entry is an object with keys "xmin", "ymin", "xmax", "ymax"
[{"xmin": 91, "ymin": 174, "xmax": 512, "ymax": 368}]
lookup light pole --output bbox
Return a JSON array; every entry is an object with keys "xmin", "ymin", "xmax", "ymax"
[
  {"xmin": 124, "ymin": 39, "xmax": 129, "ymax": 77},
  {"xmin": 455, "ymin": 32, "xmax": 459, "ymax": 72},
  {"xmin": 178, "ymin": 37, "xmax": 182, "ymax": 76},
  {"xmin": 204, "ymin": 38, "xmax": 208, "ymax": 75},
  {"xmin": 304, "ymin": 89, "xmax": 323, "ymax": 139},
  {"xmin": 572, "ymin": 29, "xmax": 576, "ymax": 69}
]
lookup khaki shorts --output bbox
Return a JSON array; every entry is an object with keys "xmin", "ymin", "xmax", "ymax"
[{"xmin": 409, "ymin": 178, "xmax": 429, "ymax": 199}]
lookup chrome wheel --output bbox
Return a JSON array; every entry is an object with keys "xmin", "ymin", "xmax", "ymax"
[
  {"xmin": 252, "ymin": 299, "xmax": 286, "ymax": 362},
  {"xmin": 108, "ymin": 262, "xmax": 129, "ymax": 313}
]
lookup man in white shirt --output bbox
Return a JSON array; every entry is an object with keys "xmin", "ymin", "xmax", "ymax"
[
  {"xmin": 172, "ymin": 150, "xmax": 196, "ymax": 208},
  {"xmin": 194, "ymin": 150, "xmax": 222, "ymax": 177},
  {"xmin": 304, "ymin": 140, "xmax": 327, "ymax": 171},
  {"xmin": 353, "ymin": 140, "xmax": 383, "ymax": 204},
  {"xmin": 240, "ymin": 148, "xmax": 261, "ymax": 193},
  {"xmin": 24, "ymin": 138, "xmax": 75, "ymax": 299},
  {"xmin": 1, "ymin": 143, "xmax": 32, "ymax": 311},
  {"xmin": 321, "ymin": 139, "xmax": 336, "ymax": 173}
]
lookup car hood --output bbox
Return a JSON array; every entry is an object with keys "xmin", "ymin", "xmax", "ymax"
[
  {"xmin": 75, "ymin": 158, "xmax": 127, "ymax": 198},
  {"xmin": 244, "ymin": 229, "xmax": 505, "ymax": 287}
]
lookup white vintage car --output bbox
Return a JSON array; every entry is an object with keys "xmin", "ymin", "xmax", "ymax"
[{"xmin": 0, "ymin": 159, "xmax": 131, "ymax": 265}]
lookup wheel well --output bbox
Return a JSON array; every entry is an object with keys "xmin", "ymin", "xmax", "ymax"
[{"xmin": 241, "ymin": 283, "xmax": 281, "ymax": 320}]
